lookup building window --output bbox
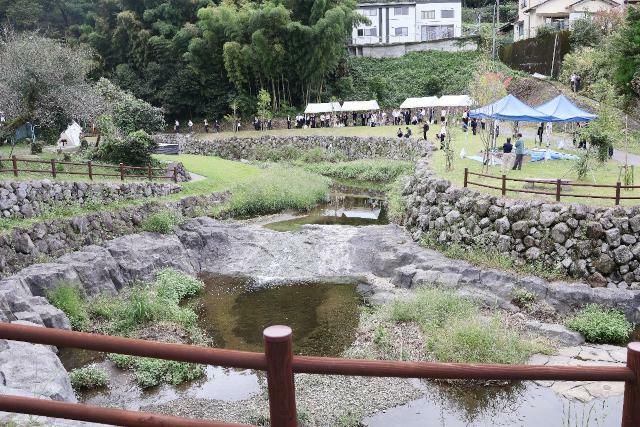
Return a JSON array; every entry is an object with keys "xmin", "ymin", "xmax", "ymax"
[
  {"xmin": 360, "ymin": 8, "xmax": 377, "ymax": 17},
  {"xmin": 441, "ymin": 9, "xmax": 454, "ymax": 18},
  {"xmin": 394, "ymin": 6, "xmax": 409, "ymax": 16},
  {"xmin": 421, "ymin": 10, "xmax": 436, "ymax": 19},
  {"xmin": 394, "ymin": 27, "xmax": 409, "ymax": 36},
  {"xmin": 520, "ymin": 0, "xmax": 527, "ymax": 8},
  {"xmin": 517, "ymin": 21, "xmax": 524, "ymax": 36},
  {"xmin": 365, "ymin": 28, "xmax": 377, "ymax": 36},
  {"xmin": 357, "ymin": 29, "xmax": 364, "ymax": 36}
]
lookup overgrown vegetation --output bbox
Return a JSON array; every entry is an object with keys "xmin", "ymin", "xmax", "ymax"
[
  {"xmin": 385, "ymin": 174, "xmax": 410, "ymax": 224},
  {"xmin": 69, "ymin": 365, "xmax": 109, "ymax": 390},
  {"xmin": 389, "ymin": 288, "xmax": 552, "ymax": 364},
  {"xmin": 224, "ymin": 166, "xmax": 330, "ymax": 217},
  {"xmin": 52, "ymin": 268, "xmax": 207, "ymax": 388},
  {"xmin": 566, "ymin": 304, "xmax": 633, "ymax": 344},
  {"xmin": 419, "ymin": 231, "xmax": 566, "ymax": 281},
  {"xmin": 141, "ymin": 209, "xmax": 184, "ymax": 234},
  {"xmin": 303, "ymin": 160, "xmax": 413, "ymax": 182}
]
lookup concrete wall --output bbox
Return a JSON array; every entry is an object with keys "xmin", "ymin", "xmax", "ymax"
[{"xmin": 350, "ymin": 36, "xmax": 477, "ymax": 58}]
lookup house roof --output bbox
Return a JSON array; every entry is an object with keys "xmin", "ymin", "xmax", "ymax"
[{"xmin": 524, "ymin": 0, "xmax": 621, "ymax": 12}]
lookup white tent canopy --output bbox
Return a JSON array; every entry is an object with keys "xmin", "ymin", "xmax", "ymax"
[
  {"xmin": 341, "ymin": 100, "xmax": 380, "ymax": 112},
  {"xmin": 304, "ymin": 102, "xmax": 341, "ymax": 114},
  {"xmin": 400, "ymin": 96, "xmax": 439, "ymax": 109},
  {"xmin": 57, "ymin": 121, "xmax": 82, "ymax": 147},
  {"xmin": 435, "ymin": 95, "xmax": 473, "ymax": 107}
]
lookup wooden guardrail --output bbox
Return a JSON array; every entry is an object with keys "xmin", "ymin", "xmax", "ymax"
[
  {"xmin": 464, "ymin": 168, "xmax": 640, "ymax": 205},
  {"xmin": 0, "ymin": 156, "xmax": 177, "ymax": 182},
  {"xmin": 0, "ymin": 322, "xmax": 638, "ymax": 426}
]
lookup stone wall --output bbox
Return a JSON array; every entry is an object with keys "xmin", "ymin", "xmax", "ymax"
[
  {"xmin": 0, "ymin": 192, "xmax": 228, "ymax": 276},
  {"xmin": 0, "ymin": 179, "xmax": 182, "ymax": 219},
  {"xmin": 154, "ymin": 134, "xmax": 426, "ymax": 161},
  {"xmin": 403, "ymin": 157, "xmax": 640, "ymax": 290}
]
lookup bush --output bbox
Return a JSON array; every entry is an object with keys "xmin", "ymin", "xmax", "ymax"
[
  {"xmin": 93, "ymin": 129, "xmax": 157, "ymax": 167},
  {"xmin": 427, "ymin": 316, "xmax": 551, "ymax": 364},
  {"xmin": 155, "ymin": 268, "xmax": 204, "ymax": 303},
  {"xmin": 251, "ymin": 144, "xmax": 303, "ymax": 162},
  {"xmin": 141, "ymin": 209, "xmax": 183, "ymax": 233},
  {"xmin": 69, "ymin": 365, "xmax": 109, "ymax": 389},
  {"xmin": 225, "ymin": 166, "xmax": 330, "ymax": 217},
  {"xmin": 303, "ymin": 160, "xmax": 413, "ymax": 182},
  {"xmin": 386, "ymin": 175, "xmax": 409, "ymax": 224},
  {"xmin": 48, "ymin": 285, "xmax": 89, "ymax": 331},
  {"xmin": 30, "ymin": 140, "xmax": 43, "ymax": 154},
  {"xmin": 566, "ymin": 304, "xmax": 632, "ymax": 344},
  {"xmin": 106, "ymin": 354, "xmax": 204, "ymax": 388}
]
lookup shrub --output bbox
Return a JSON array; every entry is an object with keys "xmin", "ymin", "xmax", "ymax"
[
  {"xmin": 512, "ymin": 288, "xmax": 537, "ymax": 308},
  {"xmin": 30, "ymin": 140, "xmax": 43, "ymax": 154},
  {"xmin": 427, "ymin": 316, "xmax": 551, "ymax": 364},
  {"xmin": 251, "ymin": 144, "xmax": 303, "ymax": 162},
  {"xmin": 303, "ymin": 160, "xmax": 413, "ymax": 182},
  {"xmin": 141, "ymin": 209, "xmax": 183, "ymax": 233},
  {"xmin": 107, "ymin": 354, "xmax": 203, "ymax": 388},
  {"xmin": 155, "ymin": 268, "xmax": 204, "ymax": 303},
  {"xmin": 566, "ymin": 304, "xmax": 632, "ymax": 344},
  {"xmin": 93, "ymin": 129, "xmax": 157, "ymax": 167},
  {"xmin": 48, "ymin": 285, "xmax": 89, "ymax": 331},
  {"xmin": 69, "ymin": 365, "xmax": 109, "ymax": 389},
  {"xmin": 225, "ymin": 166, "xmax": 330, "ymax": 217}
]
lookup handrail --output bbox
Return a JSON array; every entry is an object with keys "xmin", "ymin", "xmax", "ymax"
[
  {"xmin": 0, "ymin": 322, "xmax": 638, "ymax": 426},
  {"xmin": 463, "ymin": 167, "xmax": 640, "ymax": 205}
]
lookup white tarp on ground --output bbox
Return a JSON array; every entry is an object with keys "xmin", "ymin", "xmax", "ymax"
[
  {"xmin": 304, "ymin": 102, "xmax": 342, "ymax": 114},
  {"xmin": 57, "ymin": 121, "xmax": 82, "ymax": 147},
  {"xmin": 341, "ymin": 100, "xmax": 380, "ymax": 112},
  {"xmin": 400, "ymin": 96, "xmax": 439, "ymax": 109},
  {"xmin": 435, "ymin": 95, "xmax": 473, "ymax": 107}
]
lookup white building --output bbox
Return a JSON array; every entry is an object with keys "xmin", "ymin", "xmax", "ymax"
[
  {"xmin": 351, "ymin": 0, "xmax": 463, "ymax": 45},
  {"xmin": 515, "ymin": 0, "xmax": 625, "ymax": 41}
]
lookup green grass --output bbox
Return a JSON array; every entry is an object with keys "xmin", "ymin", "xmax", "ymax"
[
  {"xmin": 566, "ymin": 304, "xmax": 633, "ymax": 344},
  {"xmin": 48, "ymin": 284, "xmax": 89, "ymax": 331},
  {"xmin": 302, "ymin": 159, "xmax": 413, "ymax": 182},
  {"xmin": 69, "ymin": 365, "xmax": 109, "ymax": 390},
  {"xmin": 386, "ymin": 174, "xmax": 410, "ymax": 224},
  {"xmin": 432, "ymin": 126, "xmax": 640, "ymax": 207},
  {"xmin": 107, "ymin": 354, "xmax": 204, "ymax": 388},
  {"xmin": 388, "ymin": 288, "xmax": 552, "ymax": 364},
  {"xmin": 141, "ymin": 209, "xmax": 184, "ymax": 233},
  {"xmin": 223, "ymin": 165, "xmax": 331, "ymax": 217}
]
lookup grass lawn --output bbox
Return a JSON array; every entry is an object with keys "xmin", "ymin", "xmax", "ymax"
[{"xmin": 432, "ymin": 127, "xmax": 640, "ymax": 207}]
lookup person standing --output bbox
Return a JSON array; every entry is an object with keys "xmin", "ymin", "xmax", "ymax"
[
  {"xmin": 439, "ymin": 125, "xmax": 447, "ymax": 149},
  {"xmin": 440, "ymin": 108, "xmax": 447, "ymax": 124},
  {"xmin": 174, "ymin": 120, "xmax": 180, "ymax": 133},
  {"xmin": 423, "ymin": 121, "xmax": 430, "ymax": 141},
  {"xmin": 204, "ymin": 119, "xmax": 209, "ymax": 133},
  {"xmin": 214, "ymin": 120, "xmax": 220, "ymax": 133},
  {"xmin": 512, "ymin": 133, "xmax": 525, "ymax": 170},
  {"xmin": 501, "ymin": 137, "xmax": 514, "ymax": 174},
  {"xmin": 537, "ymin": 123, "xmax": 544, "ymax": 146},
  {"xmin": 188, "ymin": 120, "xmax": 193, "ymax": 133},
  {"xmin": 287, "ymin": 116, "xmax": 292, "ymax": 130},
  {"xmin": 470, "ymin": 118, "xmax": 478, "ymax": 135}
]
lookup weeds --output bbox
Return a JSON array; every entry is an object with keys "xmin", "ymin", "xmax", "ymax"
[
  {"xmin": 69, "ymin": 365, "xmax": 109, "ymax": 390},
  {"xmin": 566, "ymin": 304, "xmax": 633, "ymax": 344},
  {"xmin": 141, "ymin": 209, "xmax": 183, "ymax": 233},
  {"xmin": 48, "ymin": 284, "xmax": 89, "ymax": 331},
  {"xmin": 303, "ymin": 159, "xmax": 413, "ymax": 182}
]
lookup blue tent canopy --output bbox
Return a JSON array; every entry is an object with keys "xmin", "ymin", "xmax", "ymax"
[
  {"xmin": 469, "ymin": 94, "xmax": 552, "ymax": 122},
  {"xmin": 535, "ymin": 95, "xmax": 597, "ymax": 122}
]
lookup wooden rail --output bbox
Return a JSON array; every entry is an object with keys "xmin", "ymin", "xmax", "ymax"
[
  {"xmin": 0, "ymin": 322, "xmax": 637, "ymax": 426},
  {"xmin": 0, "ymin": 155, "xmax": 177, "ymax": 182},
  {"xmin": 464, "ymin": 168, "xmax": 640, "ymax": 205}
]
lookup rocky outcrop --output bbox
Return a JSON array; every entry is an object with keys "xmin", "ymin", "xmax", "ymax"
[
  {"xmin": 403, "ymin": 156, "xmax": 640, "ymax": 289},
  {"xmin": 0, "ymin": 179, "xmax": 181, "ymax": 219},
  {"xmin": 0, "ymin": 192, "xmax": 228, "ymax": 276},
  {"xmin": 156, "ymin": 134, "xmax": 426, "ymax": 161}
]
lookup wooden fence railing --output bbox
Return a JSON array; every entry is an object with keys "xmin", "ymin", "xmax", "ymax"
[
  {"xmin": 0, "ymin": 156, "xmax": 177, "ymax": 182},
  {"xmin": 0, "ymin": 322, "xmax": 638, "ymax": 427},
  {"xmin": 464, "ymin": 168, "xmax": 640, "ymax": 205}
]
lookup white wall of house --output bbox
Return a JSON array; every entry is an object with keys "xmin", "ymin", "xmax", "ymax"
[{"xmin": 352, "ymin": 1, "xmax": 462, "ymax": 45}]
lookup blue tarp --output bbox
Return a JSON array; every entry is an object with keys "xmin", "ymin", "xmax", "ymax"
[
  {"xmin": 466, "ymin": 149, "xmax": 579, "ymax": 164},
  {"xmin": 469, "ymin": 94, "xmax": 552, "ymax": 122},
  {"xmin": 535, "ymin": 95, "xmax": 597, "ymax": 123}
]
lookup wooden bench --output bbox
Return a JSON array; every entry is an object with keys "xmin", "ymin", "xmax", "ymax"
[{"xmin": 523, "ymin": 178, "xmax": 572, "ymax": 191}]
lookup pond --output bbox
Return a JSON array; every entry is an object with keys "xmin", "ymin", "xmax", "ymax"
[{"xmin": 264, "ymin": 183, "xmax": 388, "ymax": 231}]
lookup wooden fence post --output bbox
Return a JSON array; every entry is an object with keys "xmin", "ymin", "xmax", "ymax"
[
  {"xmin": 616, "ymin": 181, "xmax": 622, "ymax": 206},
  {"xmin": 119, "ymin": 163, "xmax": 124, "ymax": 181},
  {"xmin": 12, "ymin": 156, "xmax": 18, "ymax": 177},
  {"xmin": 501, "ymin": 175, "xmax": 506, "ymax": 196},
  {"xmin": 263, "ymin": 325, "xmax": 297, "ymax": 427},
  {"xmin": 88, "ymin": 161, "xmax": 93, "ymax": 181},
  {"xmin": 50, "ymin": 159, "xmax": 57, "ymax": 179},
  {"xmin": 463, "ymin": 168, "xmax": 468, "ymax": 188},
  {"xmin": 622, "ymin": 342, "xmax": 640, "ymax": 426},
  {"xmin": 556, "ymin": 179, "xmax": 561, "ymax": 202},
  {"xmin": 148, "ymin": 164, "xmax": 153, "ymax": 181}
]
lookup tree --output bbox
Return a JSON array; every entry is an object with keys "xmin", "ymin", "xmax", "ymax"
[
  {"xmin": 570, "ymin": 17, "xmax": 603, "ymax": 48},
  {"xmin": 579, "ymin": 80, "xmax": 623, "ymax": 162},
  {"xmin": 0, "ymin": 31, "xmax": 105, "ymax": 141},
  {"xmin": 256, "ymin": 89, "xmax": 272, "ymax": 129},
  {"xmin": 95, "ymin": 78, "xmax": 165, "ymax": 134},
  {"xmin": 614, "ymin": 6, "xmax": 640, "ymax": 97}
]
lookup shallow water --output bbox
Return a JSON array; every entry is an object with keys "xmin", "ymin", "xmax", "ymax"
[{"xmin": 265, "ymin": 184, "xmax": 388, "ymax": 231}]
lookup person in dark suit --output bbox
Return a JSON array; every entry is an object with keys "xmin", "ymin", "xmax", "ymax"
[{"xmin": 423, "ymin": 122, "xmax": 429, "ymax": 140}]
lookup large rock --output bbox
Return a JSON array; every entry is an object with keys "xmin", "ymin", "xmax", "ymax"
[
  {"xmin": 58, "ymin": 246, "xmax": 124, "ymax": 296},
  {"xmin": 524, "ymin": 320, "xmax": 585, "ymax": 346}
]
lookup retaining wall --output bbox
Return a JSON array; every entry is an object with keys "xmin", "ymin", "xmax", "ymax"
[
  {"xmin": 403, "ymin": 157, "xmax": 640, "ymax": 289},
  {"xmin": 154, "ymin": 134, "xmax": 426, "ymax": 161}
]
